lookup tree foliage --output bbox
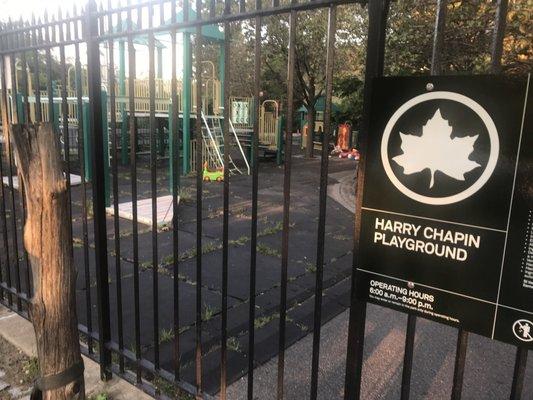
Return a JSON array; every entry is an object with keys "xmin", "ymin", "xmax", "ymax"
[{"xmin": 227, "ymin": 0, "xmax": 530, "ymax": 131}]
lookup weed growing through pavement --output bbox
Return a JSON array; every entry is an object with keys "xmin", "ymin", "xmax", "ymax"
[
  {"xmin": 254, "ymin": 312, "xmax": 280, "ymax": 329},
  {"xmin": 178, "ymin": 187, "xmax": 193, "ymax": 203},
  {"xmin": 256, "ymin": 243, "xmax": 282, "ymax": 258},
  {"xmin": 305, "ymin": 261, "xmax": 317, "ymax": 273},
  {"xmin": 202, "ymin": 304, "xmax": 216, "ymax": 321},
  {"xmin": 226, "ymin": 337, "xmax": 241, "ymax": 353},
  {"xmin": 159, "ymin": 328, "xmax": 174, "ymax": 344}
]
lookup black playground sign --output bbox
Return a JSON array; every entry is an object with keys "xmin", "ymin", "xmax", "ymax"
[{"xmin": 356, "ymin": 75, "xmax": 532, "ymax": 348}]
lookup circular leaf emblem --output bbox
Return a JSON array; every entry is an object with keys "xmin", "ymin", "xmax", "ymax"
[{"xmin": 381, "ymin": 91, "xmax": 499, "ymax": 205}]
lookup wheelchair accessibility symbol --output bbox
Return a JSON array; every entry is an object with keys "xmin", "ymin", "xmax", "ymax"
[{"xmin": 513, "ymin": 319, "xmax": 533, "ymax": 342}]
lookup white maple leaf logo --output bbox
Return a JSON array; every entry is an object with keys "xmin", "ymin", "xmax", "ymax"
[{"xmin": 392, "ymin": 108, "xmax": 481, "ymax": 188}]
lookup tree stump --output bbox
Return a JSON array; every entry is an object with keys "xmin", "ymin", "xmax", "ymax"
[{"xmin": 11, "ymin": 123, "xmax": 85, "ymax": 399}]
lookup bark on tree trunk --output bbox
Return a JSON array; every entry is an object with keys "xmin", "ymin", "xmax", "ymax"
[
  {"xmin": 305, "ymin": 103, "xmax": 316, "ymax": 158},
  {"xmin": 10, "ymin": 123, "xmax": 85, "ymax": 400}
]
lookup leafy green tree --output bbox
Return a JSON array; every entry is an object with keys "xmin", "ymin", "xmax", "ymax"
[{"xmin": 226, "ymin": 0, "xmax": 531, "ymax": 147}]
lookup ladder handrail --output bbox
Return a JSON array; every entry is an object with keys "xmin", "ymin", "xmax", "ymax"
[
  {"xmin": 215, "ymin": 117, "xmax": 243, "ymax": 175},
  {"xmin": 228, "ymin": 118, "xmax": 250, "ymax": 175},
  {"xmin": 201, "ymin": 111, "xmax": 224, "ymax": 168}
]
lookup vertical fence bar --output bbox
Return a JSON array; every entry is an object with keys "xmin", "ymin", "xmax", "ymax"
[
  {"xmin": 510, "ymin": 347, "xmax": 528, "ymax": 400},
  {"xmin": 400, "ymin": 315, "xmax": 416, "ymax": 400},
  {"xmin": 7, "ymin": 26, "xmax": 23, "ymax": 312},
  {"xmin": 74, "ymin": 5, "xmax": 94, "ymax": 354},
  {"xmin": 31, "ymin": 14, "xmax": 42, "ymax": 122},
  {"xmin": 451, "ymin": 329, "xmax": 468, "ymax": 400},
  {"xmin": 247, "ymin": 1, "xmax": 262, "ymax": 397},
  {"xmin": 0, "ymin": 38, "xmax": 7, "ymax": 300},
  {"xmin": 430, "ymin": 0, "xmax": 447, "ymax": 75},
  {"xmin": 8, "ymin": 23, "xmax": 19, "ymax": 125},
  {"xmin": 127, "ymin": 0, "xmax": 142, "ymax": 384},
  {"xmin": 32, "ymin": 14, "xmax": 42, "ymax": 123},
  {"xmin": 17, "ymin": 23, "xmax": 32, "ymax": 299},
  {"xmin": 220, "ymin": 1, "xmax": 231, "ymax": 396},
  {"xmin": 19, "ymin": 22, "xmax": 30, "ymax": 123},
  {"xmin": 0, "ymin": 76, "xmax": 7, "ymax": 302},
  {"xmin": 0, "ymin": 52, "xmax": 13, "ymax": 306},
  {"xmin": 489, "ymin": 4, "xmax": 525, "ymax": 398},
  {"xmin": 490, "ymin": 0, "xmax": 509, "ymax": 74},
  {"xmin": 182, "ymin": 0, "xmax": 191, "ymax": 175},
  {"xmin": 170, "ymin": 0, "xmax": 181, "ymax": 381},
  {"xmin": 85, "ymin": 0, "xmax": 112, "ymax": 380},
  {"xmin": 194, "ymin": 0, "xmax": 204, "ymax": 392},
  {"xmin": 59, "ymin": 10, "xmax": 74, "ymax": 256},
  {"xmin": 119, "ymin": 16, "xmax": 128, "ymax": 166},
  {"xmin": 107, "ymin": 0, "xmax": 125, "ymax": 373},
  {"xmin": 344, "ymin": 1, "xmax": 390, "ymax": 399},
  {"xmin": 309, "ymin": 5, "xmax": 337, "ymax": 400},
  {"xmin": 147, "ymin": 0, "xmax": 160, "ymax": 372},
  {"xmin": 44, "ymin": 12, "xmax": 54, "ymax": 126},
  {"xmin": 210, "ymin": 0, "xmax": 216, "ymax": 20},
  {"xmin": 137, "ymin": 2, "xmax": 143, "ymax": 31},
  {"xmin": 277, "ymin": 9, "xmax": 297, "ymax": 400}
]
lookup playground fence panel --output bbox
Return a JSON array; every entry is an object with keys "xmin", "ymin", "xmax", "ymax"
[{"xmin": 0, "ymin": 1, "xmax": 528, "ymax": 400}]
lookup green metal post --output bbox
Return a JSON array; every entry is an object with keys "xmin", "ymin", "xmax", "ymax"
[
  {"xmin": 82, "ymin": 102, "xmax": 92, "ymax": 181},
  {"xmin": 157, "ymin": 47, "xmax": 163, "ymax": 79},
  {"xmin": 15, "ymin": 93, "xmax": 25, "ymax": 123},
  {"xmin": 249, "ymin": 98, "xmax": 255, "ymax": 162},
  {"xmin": 83, "ymin": 92, "xmax": 110, "ymax": 203},
  {"xmin": 277, "ymin": 115, "xmax": 284, "ymax": 165},
  {"xmin": 182, "ymin": 32, "xmax": 191, "ymax": 175}
]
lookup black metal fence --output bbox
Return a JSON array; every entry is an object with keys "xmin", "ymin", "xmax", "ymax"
[{"xmin": 0, "ymin": 0, "xmax": 529, "ymax": 399}]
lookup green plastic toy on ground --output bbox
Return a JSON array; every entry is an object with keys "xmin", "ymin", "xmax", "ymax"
[{"xmin": 202, "ymin": 162, "xmax": 224, "ymax": 182}]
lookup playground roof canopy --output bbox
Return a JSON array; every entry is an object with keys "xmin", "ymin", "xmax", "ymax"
[
  {"xmin": 166, "ymin": 9, "xmax": 225, "ymax": 41},
  {"xmin": 112, "ymin": 21, "xmax": 166, "ymax": 48},
  {"xmin": 297, "ymin": 96, "xmax": 340, "ymax": 113},
  {"xmin": 112, "ymin": 10, "xmax": 224, "ymax": 47}
]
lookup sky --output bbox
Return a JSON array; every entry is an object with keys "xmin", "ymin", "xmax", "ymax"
[{"xmin": 0, "ymin": 0, "xmax": 88, "ymax": 21}]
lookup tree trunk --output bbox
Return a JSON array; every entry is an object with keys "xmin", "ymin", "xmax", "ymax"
[
  {"xmin": 305, "ymin": 102, "xmax": 316, "ymax": 158},
  {"xmin": 11, "ymin": 123, "xmax": 85, "ymax": 400}
]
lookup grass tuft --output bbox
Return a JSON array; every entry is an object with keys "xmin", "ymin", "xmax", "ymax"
[
  {"xmin": 202, "ymin": 304, "xmax": 216, "ymax": 321},
  {"xmin": 226, "ymin": 337, "xmax": 241, "ymax": 353},
  {"xmin": 22, "ymin": 357, "xmax": 39, "ymax": 382},
  {"xmin": 256, "ymin": 243, "xmax": 282, "ymax": 258}
]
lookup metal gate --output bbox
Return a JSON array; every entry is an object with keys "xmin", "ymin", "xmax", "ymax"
[{"xmin": 0, "ymin": 0, "xmax": 529, "ymax": 399}]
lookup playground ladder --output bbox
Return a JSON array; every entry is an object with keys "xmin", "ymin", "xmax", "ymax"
[{"xmin": 200, "ymin": 112, "xmax": 250, "ymax": 175}]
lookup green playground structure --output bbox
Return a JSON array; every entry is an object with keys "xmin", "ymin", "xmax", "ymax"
[{"xmin": 5, "ymin": 8, "xmax": 285, "ymax": 206}]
